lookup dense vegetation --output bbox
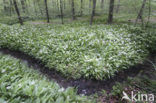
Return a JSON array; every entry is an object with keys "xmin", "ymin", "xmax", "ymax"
[
  {"xmin": 0, "ymin": 0, "xmax": 156, "ymax": 102},
  {"xmin": 0, "ymin": 53, "xmax": 91, "ymax": 103},
  {"xmin": 0, "ymin": 23, "xmax": 153, "ymax": 80}
]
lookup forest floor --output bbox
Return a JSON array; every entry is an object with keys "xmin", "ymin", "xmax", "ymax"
[
  {"xmin": 0, "ymin": 48, "xmax": 156, "ymax": 102},
  {"xmin": 27, "ymin": 15, "xmax": 156, "ymax": 26},
  {"xmin": 97, "ymin": 54, "xmax": 156, "ymax": 103},
  {"xmin": 0, "ymin": 15, "xmax": 156, "ymax": 102}
]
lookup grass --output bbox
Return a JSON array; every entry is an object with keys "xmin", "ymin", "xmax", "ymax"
[
  {"xmin": 0, "ymin": 53, "xmax": 92, "ymax": 103},
  {"xmin": 0, "ymin": 22, "xmax": 152, "ymax": 80}
]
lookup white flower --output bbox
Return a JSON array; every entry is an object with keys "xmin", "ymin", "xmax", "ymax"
[{"xmin": 58, "ymin": 88, "xmax": 64, "ymax": 92}]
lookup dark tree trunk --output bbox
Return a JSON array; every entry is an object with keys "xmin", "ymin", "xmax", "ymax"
[
  {"xmin": 108, "ymin": 0, "xmax": 115, "ymax": 24},
  {"xmin": 21, "ymin": 0, "xmax": 25, "ymax": 13},
  {"xmin": 80, "ymin": 0, "xmax": 83, "ymax": 16},
  {"xmin": 60, "ymin": 0, "xmax": 64, "ymax": 24},
  {"xmin": 44, "ymin": 0, "xmax": 50, "ymax": 23},
  {"xmin": 135, "ymin": 0, "xmax": 147, "ymax": 25},
  {"xmin": 71, "ymin": 0, "xmax": 76, "ymax": 20},
  {"xmin": 101, "ymin": 0, "xmax": 104, "ymax": 10},
  {"xmin": 13, "ymin": 0, "xmax": 23, "ymax": 25},
  {"xmin": 116, "ymin": 0, "xmax": 120, "ymax": 13},
  {"xmin": 90, "ymin": 0, "xmax": 96, "ymax": 25}
]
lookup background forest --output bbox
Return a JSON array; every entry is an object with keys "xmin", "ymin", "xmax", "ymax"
[
  {"xmin": 0, "ymin": 0, "xmax": 156, "ymax": 25},
  {"xmin": 0, "ymin": 0, "xmax": 156, "ymax": 103}
]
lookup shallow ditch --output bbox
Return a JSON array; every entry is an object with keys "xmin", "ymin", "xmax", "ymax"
[{"xmin": 0, "ymin": 48, "xmax": 154, "ymax": 95}]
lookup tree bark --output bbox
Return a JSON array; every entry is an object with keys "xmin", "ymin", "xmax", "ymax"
[
  {"xmin": 108, "ymin": 0, "xmax": 115, "ymax": 24},
  {"xmin": 90, "ymin": 0, "xmax": 96, "ymax": 25},
  {"xmin": 60, "ymin": 0, "xmax": 64, "ymax": 24},
  {"xmin": 135, "ymin": 0, "xmax": 147, "ymax": 25},
  {"xmin": 44, "ymin": 0, "xmax": 50, "ymax": 23},
  {"xmin": 13, "ymin": 0, "xmax": 23, "ymax": 25},
  {"xmin": 71, "ymin": 0, "xmax": 76, "ymax": 20}
]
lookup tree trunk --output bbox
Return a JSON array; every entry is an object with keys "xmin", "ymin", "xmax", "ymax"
[
  {"xmin": 80, "ymin": 0, "xmax": 83, "ymax": 16},
  {"xmin": 116, "ymin": 0, "xmax": 120, "ymax": 13},
  {"xmin": 13, "ymin": 0, "xmax": 23, "ymax": 25},
  {"xmin": 90, "ymin": 0, "xmax": 96, "ymax": 25},
  {"xmin": 135, "ymin": 0, "xmax": 147, "ymax": 25},
  {"xmin": 71, "ymin": 0, "xmax": 76, "ymax": 20},
  {"xmin": 60, "ymin": 0, "xmax": 64, "ymax": 24},
  {"xmin": 21, "ymin": 0, "xmax": 25, "ymax": 13},
  {"xmin": 44, "ymin": 0, "xmax": 50, "ymax": 23},
  {"xmin": 108, "ymin": 0, "xmax": 115, "ymax": 24}
]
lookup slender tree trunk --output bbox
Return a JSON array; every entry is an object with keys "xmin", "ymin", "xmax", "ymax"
[
  {"xmin": 44, "ymin": 0, "xmax": 50, "ymax": 23},
  {"xmin": 13, "ymin": 0, "xmax": 23, "ymax": 25},
  {"xmin": 90, "ymin": 0, "xmax": 96, "ymax": 25},
  {"xmin": 21, "ymin": 0, "xmax": 25, "ymax": 13},
  {"xmin": 135, "ymin": 0, "xmax": 147, "ymax": 25},
  {"xmin": 116, "ymin": 0, "xmax": 120, "ymax": 13},
  {"xmin": 108, "ymin": 0, "xmax": 115, "ymax": 24},
  {"xmin": 60, "ymin": 0, "xmax": 64, "ymax": 24},
  {"xmin": 80, "ymin": 0, "xmax": 83, "ymax": 16},
  {"xmin": 71, "ymin": 0, "xmax": 76, "ymax": 20}
]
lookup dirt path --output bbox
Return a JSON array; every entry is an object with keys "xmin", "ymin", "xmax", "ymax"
[{"xmin": 0, "ymin": 48, "xmax": 154, "ymax": 95}]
